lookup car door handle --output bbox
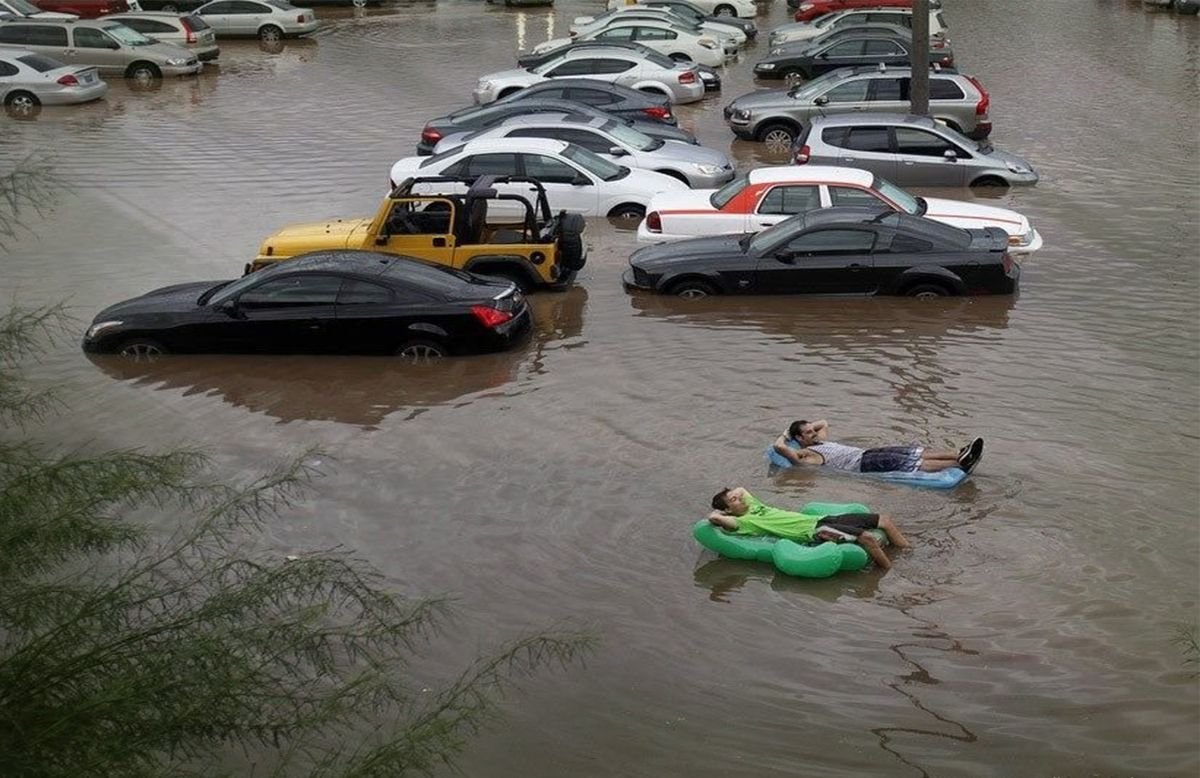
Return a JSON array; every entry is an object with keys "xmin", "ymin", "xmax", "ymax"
[
  {"xmin": 737, "ymin": 279, "xmax": 750, "ymax": 288},
  {"xmin": 758, "ymin": 221, "xmax": 774, "ymax": 227},
  {"xmin": 432, "ymin": 237, "xmax": 447, "ymax": 247},
  {"xmin": 847, "ymin": 263, "xmax": 867, "ymax": 271},
  {"xmin": 902, "ymin": 160, "xmax": 917, "ymax": 166},
  {"xmin": 839, "ymin": 156, "xmax": 855, "ymax": 163}
]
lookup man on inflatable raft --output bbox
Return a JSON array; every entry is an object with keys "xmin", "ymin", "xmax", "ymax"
[
  {"xmin": 772, "ymin": 419, "xmax": 984, "ymax": 479},
  {"xmin": 708, "ymin": 487, "xmax": 910, "ymax": 571}
]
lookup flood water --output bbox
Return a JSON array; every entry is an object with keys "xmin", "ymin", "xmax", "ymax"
[{"xmin": 3, "ymin": 0, "xmax": 1199, "ymax": 775}]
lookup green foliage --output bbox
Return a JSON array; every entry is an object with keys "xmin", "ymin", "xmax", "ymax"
[
  {"xmin": 0, "ymin": 162, "xmax": 593, "ymax": 777},
  {"xmin": 1173, "ymin": 625, "xmax": 1199, "ymax": 679}
]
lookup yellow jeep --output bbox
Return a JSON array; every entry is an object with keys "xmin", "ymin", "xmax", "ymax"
[{"xmin": 249, "ymin": 175, "xmax": 586, "ymax": 291}]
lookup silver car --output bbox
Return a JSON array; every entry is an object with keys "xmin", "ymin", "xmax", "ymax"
[
  {"xmin": 105, "ymin": 12, "xmax": 218, "ymax": 61},
  {"xmin": 0, "ymin": 18, "xmax": 199, "ymax": 80},
  {"xmin": 795, "ymin": 113, "xmax": 1037, "ymax": 188},
  {"xmin": 435, "ymin": 112, "xmax": 736, "ymax": 188},
  {"xmin": 0, "ymin": 47, "xmax": 106, "ymax": 117},
  {"xmin": 473, "ymin": 47, "xmax": 706, "ymax": 105},
  {"xmin": 192, "ymin": 0, "xmax": 317, "ymax": 42},
  {"xmin": 725, "ymin": 65, "xmax": 992, "ymax": 149}
]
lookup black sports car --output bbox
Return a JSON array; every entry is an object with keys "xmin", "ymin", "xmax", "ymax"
[
  {"xmin": 83, "ymin": 252, "xmax": 532, "ymax": 359},
  {"xmin": 622, "ymin": 208, "xmax": 1019, "ymax": 298}
]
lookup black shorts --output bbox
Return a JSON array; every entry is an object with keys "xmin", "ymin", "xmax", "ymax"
[
  {"xmin": 815, "ymin": 513, "xmax": 880, "ymax": 538},
  {"xmin": 860, "ymin": 446, "xmax": 923, "ymax": 473}
]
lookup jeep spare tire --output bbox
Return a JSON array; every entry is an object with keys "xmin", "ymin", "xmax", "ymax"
[{"xmin": 556, "ymin": 212, "xmax": 587, "ymax": 271}]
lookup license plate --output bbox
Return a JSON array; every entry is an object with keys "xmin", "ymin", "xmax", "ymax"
[{"xmin": 81, "ymin": 72, "xmax": 95, "ymax": 83}]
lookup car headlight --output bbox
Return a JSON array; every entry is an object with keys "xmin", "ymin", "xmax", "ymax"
[
  {"xmin": 732, "ymin": 108, "xmax": 751, "ymax": 120},
  {"xmin": 693, "ymin": 164, "xmax": 722, "ymax": 175},
  {"xmin": 86, "ymin": 320, "xmax": 123, "ymax": 340},
  {"xmin": 756, "ymin": 62, "xmax": 776, "ymax": 70},
  {"xmin": 1006, "ymin": 164, "xmax": 1031, "ymax": 174},
  {"xmin": 165, "ymin": 58, "xmax": 189, "ymax": 66},
  {"xmin": 699, "ymin": 38, "xmax": 718, "ymax": 49},
  {"xmin": 477, "ymin": 80, "xmax": 493, "ymax": 91},
  {"xmin": 770, "ymin": 47, "xmax": 783, "ymax": 55},
  {"xmin": 1008, "ymin": 231, "xmax": 1033, "ymax": 247}
]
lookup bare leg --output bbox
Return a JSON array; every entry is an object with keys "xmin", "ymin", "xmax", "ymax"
[
  {"xmin": 857, "ymin": 532, "xmax": 891, "ymax": 570},
  {"xmin": 877, "ymin": 514, "xmax": 910, "ymax": 549},
  {"xmin": 924, "ymin": 449, "xmax": 959, "ymax": 460},
  {"xmin": 918, "ymin": 457, "xmax": 960, "ymax": 472}
]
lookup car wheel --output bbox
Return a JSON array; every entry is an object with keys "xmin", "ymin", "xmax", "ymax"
[
  {"xmin": 117, "ymin": 338, "xmax": 168, "ymax": 362},
  {"xmin": 607, "ymin": 203, "xmax": 646, "ymax": 223},
  {"xmin": 905, "ymin": 283, "xmax": 952, "ymax": 300},
  {"xmin": 780, "ymin": 68, "xmax": 807, "ymax": 85},
  {"xmin": 669, "ymin": 52, "xmax": 691, "ymax": 62},
  {"xmin": 125, "ymin": 61, "xmax": 161, "ymax": 84},
  {"xmin": 395, "ymin": 339, "xmax": 447, "ymax": 361},
  {"xmin": 656, "ymin": 170, "xmax": 690, "ymax": 185},
  {"xmin": 3, "ymin": 90, "xmax": 40, "ymax": 120},
  {"xmin": 669, "ymin": 279, "xmax": 716, "ymax": 299},
  {"xmin": 970, "ymin": 176, "xmax": 1010, "ymax": 188},
  {"xmin": 713, "ymin": 3, "xmax": 736, "ymax": 15},
  {"xmin": 757, "ymin": 122, "xmax": 797, "ymax": 150},
  {"xmin": 352, "ymin": 0, "xmax": 366, "ymax": 6},
  {"xmin": 258, "ymin": 24, "xmax": 283, "ymax": 42}
]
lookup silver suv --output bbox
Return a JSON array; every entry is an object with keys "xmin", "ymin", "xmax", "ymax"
[
  {"xmin": 725, "ymin": 65, "xmax": 991, "ymax": 150},
  {"xmin": 794, "ymin": 112, "xmax": 1038, "ymax": 188},
  {"xmin": 0, "ymin": 18, "xmax": 199, "ymax": 80}
]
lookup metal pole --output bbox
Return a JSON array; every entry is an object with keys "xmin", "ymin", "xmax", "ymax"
[{"xmin": 910, "ymin": 0, "xmax": 930, "ymax": 116}]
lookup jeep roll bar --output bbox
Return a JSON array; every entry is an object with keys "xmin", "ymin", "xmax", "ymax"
[{"xmin": 391, "ymin": 175, "xmax": 554, "ymax": 223}]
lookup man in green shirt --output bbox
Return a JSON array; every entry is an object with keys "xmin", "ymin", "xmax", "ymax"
[{"xmin": 707, "ymin": 487, "xmax": 911, "ymax": 571}]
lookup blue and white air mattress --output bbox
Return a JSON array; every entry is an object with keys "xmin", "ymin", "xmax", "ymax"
[{"xmin": 765, "ymin": 442, "xmax": 968, "ymax": 489}]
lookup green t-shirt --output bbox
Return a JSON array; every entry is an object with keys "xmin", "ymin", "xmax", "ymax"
[{"xmin": 734, "ymin": 491, "xmax": 819, "ymax": 542}]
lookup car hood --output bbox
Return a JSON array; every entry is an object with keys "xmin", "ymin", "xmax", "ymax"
[
  {"xmin": 483, "ymin": 67, "xmax": 534, "ymax": 83},
  {"xmin": 630, "ymin": 233, "xmax": 746, "ymax": 269},
  {"xmin": 762, "ymin": 41, "xmax": 819, "ymax": 61},
  {"xmin": 981, "ymin": 148, "xmax": 1038, "ymax": 175},
  {"xmin": 531, "ymin": 36, "xmax": 572, "ymax": 54},
  {"xmin": 645, "ymin": 188, "xmax": 718, "ymax": 214},
  {"xmin": 141, "ymin": 40, "xmax": 196, "ymax": 59},
  {"xmin": 257, "ymin": 218, "xmax": 374, "ymax": 258},
  {"xmin": 623, "ymin": 166, "xmax": 691, "ymax": 193},
  {"xmin": 727, "ymin": 87, "xmax": 796, "ymax": 111},
  {"xmin": 920, "ymin": 196, "xmax": 1031, "ymax": 236},
  {"xmin": 640, "ymin": 140, "xmax": 730, "ymax": 168},
  {"xmin": 93, "ymin": 281, "xmax": 223, "ymax": 321}
]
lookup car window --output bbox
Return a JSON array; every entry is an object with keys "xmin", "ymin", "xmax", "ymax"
[
  {"xmin": 386, "ymin": 200, "xmax": 453, "ymax": 236},
  {"xmin": 544, "ymin": 59, "xmax": 595, "ymax": 77},
  {"xmin": 455, "ymin": 153, "xmax": 519, "ymax": 177},
  {"xmin": 930, "ymin": 78, "xmax": 965, "ymax": 100},
  {"xmin": 830, "ymin": 186, "xmax": 887, "ymax": 208},
  {"xmin": 881, "ymin": 233, "xmax": 933, "ymax": 253},
  {"xmin": 863, "ymin": 39, "xmax": 904, "ymax": 55},
  {"xmin": 757, "ymin": 185, "xmax": 820, "ymax": 216},
  {"xmin": 199, "ymin": 0, "xmax": 234, "ymax": 11},
  {"xmin": 337, "ymin": 279, "xmax": 395, "ymax": 305},
  {"xmin": 382, "ymin": 260, "xmax": 474, "ymax": 294},
  {"xmin": 522, "ymin": 153, "xmax": 582, "ymax": 184},
  {"xmin": 635, "ymin": 27, "xmax": 675, "ymax": 40},
  {"xmin": 9, "ymin": 25, "xmax": 67, "ymax": 47},
  {"xmin": 824, "ymin": 40, "xmax": 864, "ymax": 57},
  {"xmin": 526, "ymin": 85, "xmax": 568, "ymax": 100},
  {"xmin": 0, "ymin": 26, "xmax": 30, "ymax": 45},
  {"xmin": 710, "ymin": 175, "xmax": 747, "ymax": 209},
  {"xmin": 866, "ymin": 12, "xmax": 908, "ymax": 24},
  {"xmin": 595, "ymin": 27, "xmax": 635, "ymax": 40},
  {"xmin": 821, "ymin": 79, "xmax": 869, "ymax": 103},
  {"xmin": 230, "ymin": 1, "xmax": 269, "ymax": 12},
  {"xmin": 239, "ymin": 275, "xmax": 343, "ymax": 308},
  {"xmin": 104, "ymin": 24, "xmax": 153, "ymax": 45},
  {"xmin": 123, "ymin": 18, "xmax": 177, "ymax": 33},
  {"xmin": 841, "ymin": 126, "xmax": 891, "ymax": 152},
  {"xmin": 0, "ymin": 61, "xmax": 17, "ymax": 77},
  {"xmin": 894, "ymin": 127, "xmax": 959, "ymax": 157},
  {"xmin": 510, "ymin": 127, "xmax": 609, "ymax": 154},
  {"xmin": 592, "ymin": 58, "xmax": 637, "ymax": 74},
  {"xmin": 786, "ymin": 228, "xmax": 876, "ymax": 255},
  {"xmin": 565, "ymin": 86, "xmax": 617, "ymax": 105},
  {"xmin": 870, "ymin": 77, "xmax": 905, "ymax": 101},
  {"xmin": 185, "ymin": 13, "xmax": 210, "ymax": 29},
  {"xmin": 74, "ymin": 27, "xmax": 118, "ymax": 48},
  {"xmin": 16, "ymin": 53, "xmax": 61, "ymax": 71}
]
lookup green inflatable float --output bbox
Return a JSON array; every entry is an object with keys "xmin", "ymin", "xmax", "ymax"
[{"xmin": 692, "ymin": 501, "xmax": 888, "ymax": 579}]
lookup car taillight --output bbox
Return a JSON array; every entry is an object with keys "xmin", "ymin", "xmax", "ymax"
[
  {"xmin": 931, "ymin": 38, "xmax": 945, "ymax": 49},
  {"xmin": 296, "ymin": 13, "xmax": 305, "ymax": 21},
  {"xmin": 180, "ymin": 16, "xmax": 197, "ymax": 42},
  {"xmin": 678, "ymin": 70, "xmax": 696, "ymax": 84},
  {"xmin": 57, "ymin": 74, "xmax": 79, "ymax": 86},
  {"xmin": 793, "ymin": 144, "xmax": 810, "ymax": 164},
  {"xmin": 939, "ymin": 54, "xmax": 954, "ymax": 66},
  {"xmin": 421, "ymin": 127, "xmax": 442, "ymax": 145},
  {"xmin": 471, "ymin": 304, "xmax": 514, "ymax": 329},
  {"xmin": 643, "ymin": 105, "xmax": 671, "ymax": 120},
  {"xmin": 966, "ymin": 75, "xmax": 990, "ymax": 117},
  {"xmin": 646, "ymin": 211, "xmax": 662, "ymax": 233}
]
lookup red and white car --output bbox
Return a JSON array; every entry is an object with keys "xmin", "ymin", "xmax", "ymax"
[{"xmin": 637, "ymin": 165, "xmax": 1043, "ymax": 255}]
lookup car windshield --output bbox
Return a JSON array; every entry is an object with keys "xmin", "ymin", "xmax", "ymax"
[
  {"xmin": 709, "ymin": 175, "xmax": 747, "ymax": 209},
  {"xmin": 419, "ymin": 146, "xmax": 463, "ymax": 169},
  {"xmin": 185, "ymin": 13, "xmax": 210, "ymax": 29},
  {"xmin": 205, "ymin": 277, "xmax": 256, "ymax": 306},
  {"xmin": 561, "ymin": 143, "xmax": 626, "ymax": 181},
  {"xmin": 16, "ymin": 53, "xmax": 62, "ymax": 72},
  {"xmin": 605, "ymin": 120, "xmax": 660, "ymax": 151},
  {"xmin": 104, "ymin": 24, "xmax": 154, "ymax": 46},
  {"xmin": 639, "ymin": 48, "xmax": 676, "ymax": 68},
  {"xmin": 872, "ymin": 174, "xmax": 921, "ymax": 214},
  {"xmin": 6, "ymin": 0, "xmax": 40, "ymax": 14},
  {"xmin": 384, "ymin": 259, "xmax": 475, "ymax": 292}
]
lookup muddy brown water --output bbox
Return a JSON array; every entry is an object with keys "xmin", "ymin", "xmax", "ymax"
[{"xmin": 3, "ymin": 0, "xmax": 1199, "ymax": 775}]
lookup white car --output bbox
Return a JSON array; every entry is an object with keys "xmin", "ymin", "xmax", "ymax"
[
  {"xmin": 636, "ymin": 165, "xmax": 1043, "ymax": 254},
  {"xmin": 0, "ymin": 48, "xmax": 106, "ymax": 118},
  {"xmin": 768, "ymin": 7, "xmax": 948, "ymax": 48},
  {"xmin": 389, "ymin": 137, "xmax": 688, "ymax": 221},
  {"xmin": 472, "ymin": 48, "xmax": 705, "ymax": 105},
  {"xmin": 574, "ymin": 7, "xmax": 743, "ymax": 49},
  {"xmin": 193, "ymin": 0, "xmax": 317, "ymax": 41},
  {"xmin": 608, "ymin": 0, "xmax": 755, "ymax": 18},
  {"xmin": 541, "ymin": 19, "xmax": 726, "ymax": 67}
]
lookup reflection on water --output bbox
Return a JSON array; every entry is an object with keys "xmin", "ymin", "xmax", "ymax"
[{"xmin": 693, "ymin": 557, "xmax": 883, "ymax": 603}]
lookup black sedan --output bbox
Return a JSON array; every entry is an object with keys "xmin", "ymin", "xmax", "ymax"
[
  {"xmin": 417, "ymin": 98, "xmax": 696, "ymax": 155},
  {"xmin": 754, "ymin": 32, "xmax": 955, "ymax": 81},
  {"xmin": 622, "ymin": 208, "xmax": 1019, "ymax": 298},
  {"xmin": 82, "ymin": 252, "xmax": 532, "ymax": 359}
]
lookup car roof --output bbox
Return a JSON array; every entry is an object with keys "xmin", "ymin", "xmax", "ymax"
[
  {"xmin": 802, "ymin": 206, "xmax": 897, "ymax": 228},
  {"xmin": 558, "ymin": 47, "xmax": 647, "ymax": 63},
  {"xmin": 746, "ymin": 165, "xmax": 874, "ymax": 186},
  {"xmin": 108, "ymin": 11, "xmax": 188, "ymax": 18},
  {"xmin": 0, "ymin": 47, "xmax": 37, "ymax": 58},
  {"xmin": 0, "ymin": 17, "xmax": 112, "ymax": 26},
  {"xmin": 521, "ymin": 77, "xmax": 629, "ymax": 91},
  {"xmin": 489, "ymin": 112, "xmax": 608, "ymax": 130},
  {"xmin": 456, "ymin": 137, "xmax": 570, "ymax": 154},
  {"xmin": 836, "ymin": 63, "xmax": 963, "ymax": 78},
  {"xmin": 808, "ymin": 111, "xmax": 941, "ymax": 129}
]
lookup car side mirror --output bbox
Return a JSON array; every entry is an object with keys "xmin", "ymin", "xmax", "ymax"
[
  {"xmin": 818, "ymin": 52, "xmax": 828, "ymax": 59},
  {"xmin": 374, "ymin": 233, "xmax": 389, "ymax": 245},
  {"xmin": 217, "ymin": 299, "xmax": 241, "ymax": 317},
  {"xmin": 813, "ymin": 95, "xmax": 828, "ymax": 106},
  {"xmin": 943, "ymin": 149, "xmax": 958, "ymax": 161},
  {"xmin": 773, "ymin": 251, "xmax": 795, "ymax": 263},
  {"xmin": 571, "ymin": 175, "xmax": 592, "ymax": 186},
  {"xmin": 608, "ymin": 146, "xmax": 628, "ymax": 157}
]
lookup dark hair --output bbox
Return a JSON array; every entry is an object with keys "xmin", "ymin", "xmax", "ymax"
[
  {"xmin": 787, "ymin": 420, "xmax": 809, "ymax": 440},
  {"xmin": 711, "ymin": 488, "xmax": 732, "ymax": 511}
]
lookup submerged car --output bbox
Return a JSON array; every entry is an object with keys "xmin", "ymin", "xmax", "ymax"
[
  {"xmin": 0, "ymin": 49, "xmax": 107, "ymax": 117},
  {"xmin": 192, "ymin": 0, "xmax": 317, "ymax": 41},
  {"xmin": 622, "ymin": 207, "xmax": 1020, "ymax": 298},
  {"xmin": 82, "ymin": 251, "xmax": 533, "ymax": 359},
  {"xmin": 753, "ymin": 31, "xmax": 954, "ymax": 81},
  {"xmin": 637, "ymin": 166, "xmax": 1042, "ymax": 253},
  {"xmin": 516, "ymin": 41, "xmax": 720, "ymax": 92}
]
